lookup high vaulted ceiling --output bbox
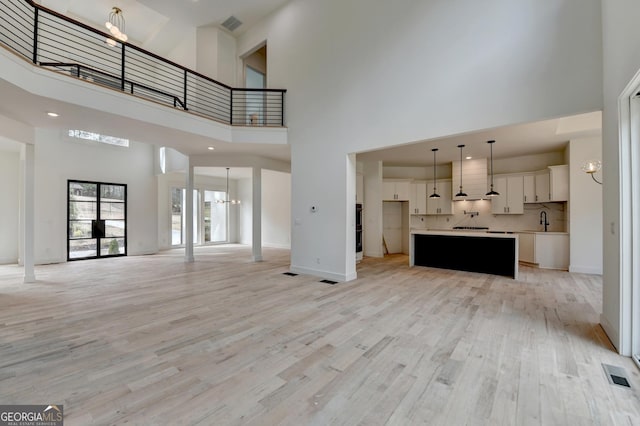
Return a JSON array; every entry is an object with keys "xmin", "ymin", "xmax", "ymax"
[{"xmin": 38, "ymin": 0, "xmax": 291, "ymax": 56}]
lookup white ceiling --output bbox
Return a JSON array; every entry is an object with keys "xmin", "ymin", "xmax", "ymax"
[{"xmin": 357, "ymin": 111, "xmax": 602, "ymax": 166}]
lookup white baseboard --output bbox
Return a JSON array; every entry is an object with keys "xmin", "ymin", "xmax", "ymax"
[
  {"xmin": 263, "ymin": 242, "xmax": 291, "ymax": 249},
  {"xmin": 569, "ymin": 265, "xmax": 603, "ymax": 275},
  {"xmin": 290, "ymin": 265, "xmax": 357, "ymax": 282},
  {"xmin": 600, "ymin": 313, "xmax": 620, "ymax": 353}
]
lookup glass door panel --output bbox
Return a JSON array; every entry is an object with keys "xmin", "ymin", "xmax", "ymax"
[
  {"xmin": 204, "ymin": 190, "xmax": 227, "ymax": 243},
  {"xmin": 171, "ymin": 187, "xmax": 184, "ymax": 246},
  {"xmin": 68, "ymin": 182, "xmax": 97, "ymax": 259}
]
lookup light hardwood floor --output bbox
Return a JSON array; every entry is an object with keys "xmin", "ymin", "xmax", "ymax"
[{"xmin": 0, "ymin": 246, "xmax": 639, "ymax": 425}]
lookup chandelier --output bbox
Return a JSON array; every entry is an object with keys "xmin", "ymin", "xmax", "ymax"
[
  {"xmin": 216, "ymin": 168, "xmax": 241, "ymax": 204},
  {"xmin": 105, "ymin": 7, "xmax": 128, "ymax": 46}
]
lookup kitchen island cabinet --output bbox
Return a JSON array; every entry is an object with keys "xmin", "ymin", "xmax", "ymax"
[
  {"xmin": 410, "ymin": 229, "xmax": 518, "ymax": 278},
  {"xmin": 518, "ymin": 231, "xmax": 569, "ymax": 270}
]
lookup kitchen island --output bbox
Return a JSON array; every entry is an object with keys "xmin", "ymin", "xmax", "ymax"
[{"xmin": 410, "ymin": 229, "xmax": 519, "ymax": 279}]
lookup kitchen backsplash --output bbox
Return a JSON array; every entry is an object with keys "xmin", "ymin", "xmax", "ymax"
[{"xmin": 410, "ymin": 200, "xmax": 567, "ymax": 232}]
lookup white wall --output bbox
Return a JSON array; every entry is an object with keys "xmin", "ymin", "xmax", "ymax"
[
  {"xmin": 166, "ymin": 27, "xmax": 197, "ymax": 70},
  {"xmin": 262, "ymin": 169, "xmax": 291, "ymax": 248},
  {"xmin": 196, "ymin": 26, "xmax": 237, "ymax": 86},
  {"xmin": 33, "ymin": 128, "xmax": 158, "ymax": 264},
  {"xmin": 601, "ymin": 0, "xmax": 640, "ymax": 353},
  {"xmin": 238, "ymin": 177, "xmax": 253, "ymax": 245},
  {"xmin": 239, "ymin": 0, "xmax": 602, "ymax": 281},
  {"xmin": 0, "ymin": 150, "xmax": 20, "ymax": 264},
  {"xmin": 568, "ymin": 137, "xmax": 602, "ymax": 274}
]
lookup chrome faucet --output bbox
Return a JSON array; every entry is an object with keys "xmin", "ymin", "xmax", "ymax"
[{"xmin": 540, "ymin": 211, "xmax": 549, "ymax": 232}]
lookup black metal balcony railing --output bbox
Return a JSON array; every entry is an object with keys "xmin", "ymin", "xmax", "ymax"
[{"xmin": 0, "ymin": 0, "xmax": 286, "ymax": 127}]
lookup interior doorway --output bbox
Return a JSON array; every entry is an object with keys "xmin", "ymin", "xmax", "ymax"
[
  {"xmin": 630, "ymin": 93, "xmax": 640, "ymax": 368},
  {"xmin": 619, "ymin": 70, "xmax": 640, "ymax": 369},
  {"xmin": 242, "ymin": 44, "xmax": 267, "ymax": 125}
]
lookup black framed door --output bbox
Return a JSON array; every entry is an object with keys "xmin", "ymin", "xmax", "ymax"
[{"xmin": 67, "ymin": 180, "xmax": 127, "ymax": 260}]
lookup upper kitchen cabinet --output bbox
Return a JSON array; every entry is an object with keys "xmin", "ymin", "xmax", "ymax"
[
  {"xmin": 523, "ymin": 174, "xmax": 536, "ymax": 203},
  {"xmin": 535, "ymin": 170, "xmax": 551, "ymax": 203},
  {"xmin": 410, "ymin": 182, "xmax": 427, "ymax": 215},
  {"xmin": 426, "ymin": 180, "xmax": 453, "ymax": 215},
  {"xmin": 549, "ymin": 165, "xmax": 569, "ymax": 202},
  {"xmin": 491, "ymin": 175, "xmax": 524, "ymax": 214},
  {"xmin": 383, "ymin": 179, "xmax": 410, "ymax": 201},
  {"xmin": 452, "ymin": 158, "xmax": 487, "ymax": 200},
  {"xmin": 531, "ymin": 165, "xmax": 569, "ymax": 203}
]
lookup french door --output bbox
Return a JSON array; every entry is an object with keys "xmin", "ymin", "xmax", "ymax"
[{"xmin": 67, "ymin": 180, "xmax": 127, "ymax": 260}]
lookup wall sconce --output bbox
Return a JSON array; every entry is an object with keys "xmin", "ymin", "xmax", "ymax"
[{"xmin": 582, "ymin": 160, "xmax": 602, "ymax": 185}]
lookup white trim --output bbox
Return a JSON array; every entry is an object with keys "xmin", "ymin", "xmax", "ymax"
[
  {"xmin": 290, "ymin": 265, "xmax": 357, "ymax": 283},
  {"xmin": 600, "ymin": 313, "xmax": 620, "ymax": 350},
  {"xmin": 263, "ymin": 242, "xmax": 291, "ymax": 249},
  {"xmin": 616, "ymin": 67, "xmax": 640, "ymax": 357},
  {"xmin": 569, "ymin": 266, "xmax": 603, "ymax": 275}
]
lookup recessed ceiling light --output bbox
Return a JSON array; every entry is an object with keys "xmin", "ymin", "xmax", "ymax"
[
  {"xmin": 207, "ymin": 146, "xmax": 215, "ymax": 150},
  {"xmin": 47, "ymin": 112, "xmax": 59, "ymax": 117},
  {"xmin": 466, "ymin": 156, "xmax": 472, "ymax": 160}
]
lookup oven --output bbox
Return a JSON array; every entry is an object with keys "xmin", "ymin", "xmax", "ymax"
[{"xmin": 356, "ymin": 203, "xmax": 363, "ymax": 255}]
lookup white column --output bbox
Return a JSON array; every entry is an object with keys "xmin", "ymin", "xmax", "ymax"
[
  {"xmin": 185, "ymin": 160, "xmax": 195, "ymax": 262},
  {"xmin": 363, "ymin": 160, "xmax": 384, "ymax": 257},
  {"xmin": 22, "ymin": 144, "xmax": 35, "ymax": 283},
  {"xmin": 252, "ymin": 167, "xmax": 262, "ymax": 261}
]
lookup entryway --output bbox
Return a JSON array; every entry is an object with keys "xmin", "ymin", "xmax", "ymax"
[{"xmin": 67, "ymin": 180, "xmax": 127, "ymax": 260}]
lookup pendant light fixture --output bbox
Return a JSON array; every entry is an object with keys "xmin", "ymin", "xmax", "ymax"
[
  {"xmin": 455, "ymin": 144, "xmax": 468, "ymax": 198},
  {"xmin": 429, "ymin": 148, "xmax": 441, "ymax": 198},
  {"xmin": 105, "ymin": 6, "xmax": 128, "ymax": 46},
  {"xmin": 485, "ymin": 140, "xmax": 500, "ymax": 197},
  {"xmin": 216, "ymin": 168, "xmax": 241, "ymax": 204}
]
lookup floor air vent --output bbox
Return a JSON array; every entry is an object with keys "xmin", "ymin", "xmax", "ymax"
[
  {"xmin": 320, "ymin": 279, "xmax": 338, "ymax": 285},
  {"xmin": 602, "ymin": 363, "xmax": 632, "ymax": 388},
  {"xmin": 283, "ymin": 272, "xmax": 298, "ymax": 276}
]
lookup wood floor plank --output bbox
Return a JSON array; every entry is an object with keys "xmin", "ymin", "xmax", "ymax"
[{"xmin": 0, "ymin": 245, "xmax": 639, "ymax": 425}]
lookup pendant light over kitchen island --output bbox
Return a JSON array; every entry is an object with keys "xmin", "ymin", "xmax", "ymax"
[
  {"xmin": 485, "ymin": 140, "xmax": 500, "ymax": 197},
  {"xmin": 455, "ymin": 144, "xmax": 468, "ymax": 198},
  {"xmin": 429, "ymin": 148, "xmax": 440, "ymax": 198}
]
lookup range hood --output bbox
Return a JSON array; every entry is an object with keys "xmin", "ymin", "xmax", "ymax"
[{"xmin": 452, "ymin": 158, "xmax": 488, "ymax": 200}]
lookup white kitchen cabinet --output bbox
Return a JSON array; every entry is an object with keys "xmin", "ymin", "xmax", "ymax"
[
  {"xmin": 383, "ymin": 180, "xmax": 410, "ymax": 201},
  {"xmin": 491, "ymin": 175, "xmax": 524, "ymax": 214},
  {"xmin": 410, "ymin": 182, "xmax": 427, "ymax": 215},
  {"xmin": 518, "ymin": 233, "xmax": 535, "ymax": 263},
  {"xmin": 535, "ymin": 171, "xmax": 550, "ymax": 203},
  {"xmin": 523, "ymin": 174, "xmax": 536, "ymax": 203},
  {"xmin": 426, "ymin": 180, "xmax": 453, "ymax": 215},
  {"xmin": 549, "ymin": 165, "xmax": 569, "ymax": 202},
  {"xmin": 518, "ymin": 232, "xmax": 569, "ymax": 270}
]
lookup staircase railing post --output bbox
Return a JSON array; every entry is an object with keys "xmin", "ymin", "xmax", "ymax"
[
  {"xmin": 183, "ymin": 70, "xmax": 188, "ymax": 110},
  {"xmin": 120, "ymin": 44, "xmax": 126, "ymax": 91},
  {"xmin": 230, "ymin": 89, "xmax": 234, "ymax": 125},
  {"xmin": 32, "ymin": 8, "xmax": 39, "ymax": 64},
  {"xmin": 281, "ymin": 91, "xmax": 285, "ymax": 127}
]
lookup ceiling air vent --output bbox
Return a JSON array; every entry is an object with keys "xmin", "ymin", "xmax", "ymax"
[{"xmin": 221, "ymin": 16, "xmax": 242, "ymax": 32}]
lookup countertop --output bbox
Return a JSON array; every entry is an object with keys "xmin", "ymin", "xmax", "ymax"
[
  {"xmin": 517, "ymin": 230, "xmax": 569, "ymax": 235},
  {"xmin": 411, "ymin": 229, "xmax": 518, "ymax": 239},
  {"xmin": 412, "ymin": 228, "xmax": 568, "ymax": 236}
]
